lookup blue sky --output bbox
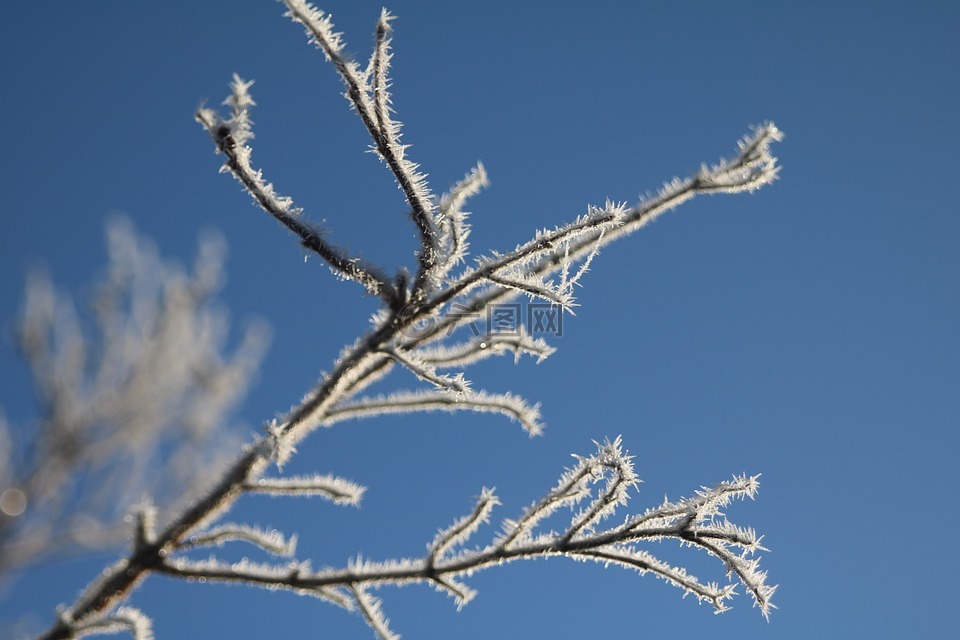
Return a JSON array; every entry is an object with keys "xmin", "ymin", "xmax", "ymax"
[{"xmin": 2, "ymin": 1, "xmax": 958, "ymax": 638}]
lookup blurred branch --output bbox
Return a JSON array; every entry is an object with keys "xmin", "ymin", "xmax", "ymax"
[{"xmin": 0, "ymin": 219, "xmax": 268, "ymax": 575}]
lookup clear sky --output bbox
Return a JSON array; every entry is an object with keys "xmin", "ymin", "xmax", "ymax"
[{"xmin": 2, "ymin": 1, "xmax": 958, "ymax": 638}]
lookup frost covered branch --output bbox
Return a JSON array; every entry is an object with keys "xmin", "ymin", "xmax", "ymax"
[
  {"xmin": 283, "ymin": 1, "xmax": 438, "ymax": 298},
  {"xmin": 196, "ymin": 76, "xmax": 398, "ymax": 305},
  {"xmin": 324, "ymin": 390, "xmax": 544, "ymax": 436},
  {"xmin": 16, "ymin": 4, "xmax": 783, "ymax": 640},
  {"xmin": 65, "ymin": 606, "xmax": 153, "ymax": 640},
  {"xmin": 0, "ymin": 220, "xmax": 268, "ymax": 575},
  {"xmin": 154, "ymin": 439, "xmax": 774, "ymax": 640},
  {"xmin": 417, "ymin": 122, "xmax": 783, "ymax": 344}
]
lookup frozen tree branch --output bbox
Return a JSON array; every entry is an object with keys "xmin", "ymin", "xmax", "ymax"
[
  {"xmin": 428, "ymin": 488, "xmax": 500, "ymax": 568},
  {"xmin": 415, "ymin": 331, "xmax": 555, "ymax": 368},
  {"xmin": 417, "ymin": 124, "xmax": 783, "ymax": 346},
  {"xmin": 67, "ymin": 607, "xmax": 153, "ymax": 640},
  {"xmin": 0, "ymin": 220, "xmax": 268, "ymax": 575},
  {"xmin": 12, "ymin": 4, "xmax": 783, "ymax": 639},
  {"xmin": 196, "ymin": 76, "xmax": 397, "ymax": 305},
  {"xmin": 435, "ymin": 163, "xmax": 489, "ymax": 285},
  {"xmin": 244, "ymin": 473, "xmax": 366, "ymax": 506},
  {"xmin": 152, "ymin": 440, "xmax": 774, "ymax": 634},
  {"xmin": 324, "ymin": 389, "xmax": 544, "ymax": 436},
  {"xmin": 350, "ymin": 586, "xmax": 400, "ymax": 640},
  {"xmin": 376, "ymin": 345, "xmax": 472, "ymax": 396},
  {"xmin": 177, "ymin": 524, "xmax": 298, "ymax": 557},
  {"xmin": 283, "ymin": 0, "xmax": 439, "ymax": 298}
]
